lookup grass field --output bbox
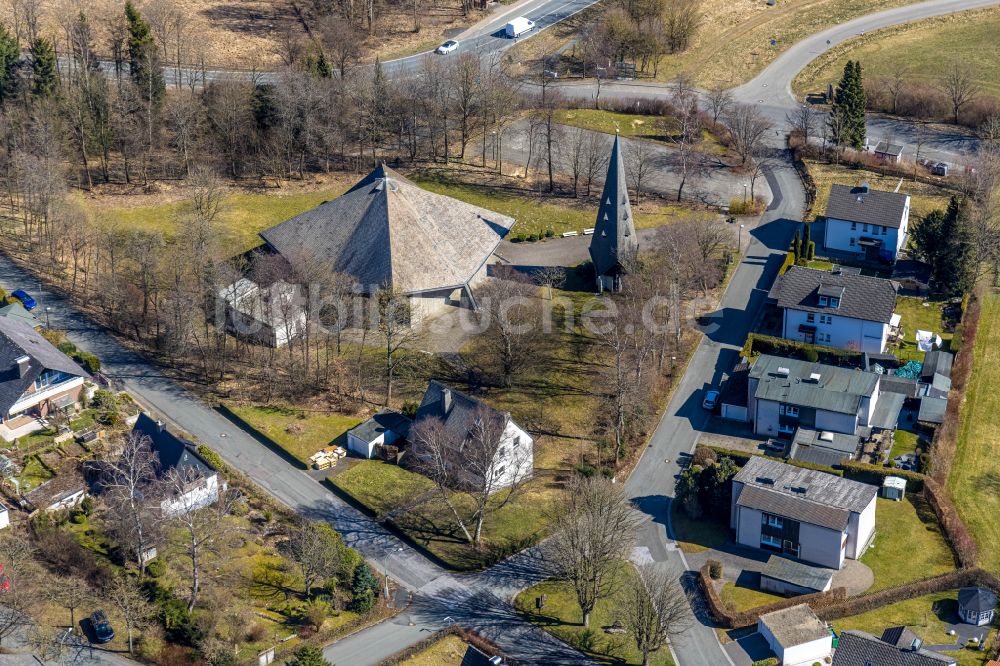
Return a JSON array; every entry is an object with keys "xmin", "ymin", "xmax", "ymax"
[
  {"xmin": 889, "ymin": 428, "xmax": 921, "ymax": 459},
  {"xmin": 831, "ymin": 592, "xmax": 989, "ymax": 666},
  {"xmin": 949, "ymin": 293, "xmax": 1000, "ymax": 575},
  {"xmin": 399, "ymin": 635, "xmax": 472, "ymax": 665},
  {"xmin": 860, "ymin": 497, "xmax": 957, "ymax": 591},
  {"xmin": 671, "ymin": 505, "xmax": 730, "ymax": 554},
  {"xmin": 806, "ymin": 159, "xmax": 954, "ymax": 223},
  {"xmin": 794, "ymin": 7, "xmax": 1000, "ymax": 98},
  {"xmin": 515, "ymin": 563, "xmax": 675, "ymax": 666},
  {"xmin": 409, "ymin": 168, "xmax": 707, "ymax": 236},
  {"xmin": 226, "ymin": 403, "xmax": 362, "ymax": 465},
  {"xmin": 330, "ymin": 460, "xmax": 435, "ymax": 517},
  {"xmin": 553, "ymin": 110, "xmax": 726, "ymax": 156},
  {"xmin": 720, "ymin": 582, "xmax": 783, "ymax": 612}
]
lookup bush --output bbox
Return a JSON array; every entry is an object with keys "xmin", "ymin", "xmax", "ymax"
[
  {"xmin": 803, "ymin": 348, "xmax": 819, "ymax": 362},
  {"xmin": 145, "ymin": 559, "xmax": 166, "ymax": 578},
  {"xmin": 752, "ymin": 659, "xmax": 778, "ymax": 666},
  {"xmin": 575, "ymin": 462, "xmax": 598, "ymax": 477},
  {"xmin": 285, "ymin": 645, "xmax": 332, "ymax": 666},
  {"xmin": 692, "ymin": 447, "xmax": 717, "ymax": 469},
  {"xmin": 79, "ymin": 495, "xmax": 95, "ymax": 516},
  {"xmin": 196, "ymin": 445, "xmax": 226, "ymax": 473},
  {"xmin": 400, "ymin": 401, "xmax": 419, "ymax": 418},
  {"xmin": 527, "ymin": 234, "xmax": 539, "ymax": 242},
  {"xmin": 708, "ymin": 560, "xmax": 723, "ymax": 579},
  {"xmin": 71, "ymin": 351, "xmax": 101, "ymax": 374},
  {"xmin": 300, "ymin": 600, "xmax": 328, "ymax": 631},
  {"xmin": 70, "ymin": 512, "xmax": 87, "ymax": 524},
  {"xmin": 744, "ymin": 333, "xmax": 866, "ymax": 368},
  {"xmin": 545, "ymin": 228, "xmax": 554, "ymax": 238},
  {"xmin": 57, "ymin": 341, "xmax": 78, "ymax": 355}
]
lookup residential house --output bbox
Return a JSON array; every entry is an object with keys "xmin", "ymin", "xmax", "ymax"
[
  {"xmin": 730, "ymin": 456, "xmax": 877, "ymax": 569},
  {"xmin": 957, "ymin": 587, "xmax": 996, "ymax": 626},
  {"xmin": 251, "ymin": 164, "xmax": 515, "ymax": 326},
  {"xmin": 590, "ymin": 133, "xmax": 638, "ymax": 292},
  {"xmin": 823, "ymin": 183, "xmax": 910, "ymax": 262},
  {"xmin": 0, "ymin": 318, "xmax": 91, "ymax": 442},
  {"xmin": 24, "ymin": 464, "xmax": 88, "ymax": 514},
  {"xmin": 921, "ymin": 351, "xmax": 953, "ymax": 390},
  {"xmin": 747, "ymin": 355, "xmax": 901, "ymax": 439},
  {"xmin": 769, "ymin": 266, "xmax": 898, "ymax": 353},
  {"xmin": 0, "ymin": 302, "xmax": 39, "ymax": 328},
  {"xmin": 217, "ymin": 277, "xmax": 305, "ymax": 348},
  {"xmin": 132, "ymin": 413, "xmax": 220, "ymax": 516},
  {"xmin": 347, "ymin": 411, "xmax": 412, "ymax": 459},
  {"xmin": 412, "ymin": 381, "xmax": 533, "ymax": 491},
  {"xmin": 757, "ymin": 604, "xmax": 833, "ymax": 666},
  {"xmin": 832, "ymin": 629, "xmax": 957, "ymax": 665},
  {"xmin": 0, "ymin": 501, "xmax": 8, "ymax": 530}
]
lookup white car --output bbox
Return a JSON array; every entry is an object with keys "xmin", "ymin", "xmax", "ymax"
[
  {"xmin": 702, "ymin": 389, "xmax": 720, "ymax": 411},
  {"xmin": 436, "ymin": 40, "xmax": 460, "ymax": 55}
]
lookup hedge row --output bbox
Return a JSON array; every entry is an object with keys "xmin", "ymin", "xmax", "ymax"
[
  {"xmin": 377, "ymin": 625, "xmax": 511, "ymax": 666},
  {"xmin": 923, "ymin": 479, "xmax": 979, "ymax": 569},
  {"xmin": 839, "ymin": 460, "xmax": 924, "ymax": 492},
  {"xmin": 705, "ymin": 446, "xmax": 844, "ymax": 477},
  {"xmin": 791, "ymin": 152, "xmax": 817, "ymax": 219},
  {"xmin": 697, "ymin": 563, "xmax": 847, "ymax": 628},
  {"xmin": 743, "ymin": 333, "xmax": 868, "ymax": 368}
]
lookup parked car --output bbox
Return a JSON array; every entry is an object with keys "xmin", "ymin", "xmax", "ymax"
[
  {"xmin": 436, "ymin": 40, "xmax": 460, "ymax": 54},
  {"xmin": 702, "ymin": 389, "xmax": 720, "ymax": 411},
  {"xmin": 10, "ymin": 289, "xmax": 36, "ymax": 310},
  {"xmin": 90, "ymin": 610, "xmax": 115, "ymax": 644}
]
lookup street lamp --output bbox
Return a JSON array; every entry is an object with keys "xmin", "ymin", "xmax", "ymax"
[
  {"xmin": 44, "ymin": 306, "xmax": 50, "ymax": 329},
  {"xmin": 383, "ymin": 546, "xmax": 403, "ymax": 599},
  {"xmin": 739, "ymin": 224, "xmax": 746, "ymax": 253},
  {"xmin": 743, "ymin": 183, "xmax": 749, "ymax": 205}
]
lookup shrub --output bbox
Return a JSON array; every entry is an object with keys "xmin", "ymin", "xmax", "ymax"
[
  {"xmin": 349, "ymin": 563, "xmax": 380, "ymax": 612},
  {"xmin": 752, "ymin": 659, "xmax": 778, "ymax": 666},
  {"xmin": 79, "ymin": 495, "xmax": 95, "ymax": 516},
  {"xmin": 400, "ymin": 401, "xmax": 419, "ymax": 418},
  {"xmin": 70, "ymin": 512, "xmax": 87, "ymax": 524},
  {"xmin": 196, "ymin": 445, "xmax": 226, "ymax": 473},
  {"xmin": 575, "ymin": 462, "xmax": 598, "ymax": 477},
  {"xmin": 708, "ymin": 560, "xmax": 723, "ymax": 579},
  {"xmin": 527, "ymin": 234, "xmax": 539, "ymax": 242},
  {"xmin": 57, "ymin": 341, "xmax": 78, "ymax": 355},
  {"xmin": 145, "ymin": 559, "xmax": 166, "ymax": 578},
  {"xmin": 803, "ymin": 348, "xmax": 819, "ymax": 362},
  {"xmin": 545, "ymin": 228, "xmax": 554, "ymax": 238},
  {"xmin": 71, "ymin": 351, "xmax": 101, "ymax": 374},
  {"xmin": 300, "ymin": 600, "xmax": 328, "ymax": 631},
  {"xmin": 692, "ymin": 446, "xmax": 718, "ymax": 468},
  {"xmin": 285, "ymin": 645, "xmax": 332, "ymax": 666}
]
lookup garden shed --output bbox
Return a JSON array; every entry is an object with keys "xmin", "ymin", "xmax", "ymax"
[
  {"xmin": 958, "ymin": 587, "xmax": 996, "ymax": 626},
  {"xmin": 881, "ymin": 476, "xmax": 906, "ymax": 501}
]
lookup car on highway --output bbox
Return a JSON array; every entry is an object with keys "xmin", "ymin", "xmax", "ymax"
[
  {"xmin": 702, "ymin": 389, "xmax": 720, "ymax": 411},
  {"xmin": 505, "ymin": 17, "xmax": 535, "ymax": 38},
  {"xmin": 90, "ymin": 610, "xmax": 115, "ymax": 644},
  {"xmin": 10, "ymin": 289, "xmax": 36, "ymax": 310},
  {"xmin": 436, "ymin": 40, "xmax": 460, "ymax": 54}
]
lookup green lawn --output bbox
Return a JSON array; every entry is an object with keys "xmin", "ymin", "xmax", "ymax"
[
  {"xmin": 515, "ymin": 563, "xmax": 675, "ymax": 666},
  {"xmin": 77, "ymin": 185, "xmax": 350, "ymax": 253},
  {"xmin": 671, "ymin": 505, "xmax": 730, "ymax": 554},
  {"xmin": 950, "ymin": 293, "xmax": 1000, "ymax": 575},
  {"xmin": 553, "ymin": 110, "xmax": 726, "ymax": 155},
  {"xmin": 409, "ymin": 168, "xmax": 712, "ymax": 237},
  {"xmin": 806, "ymin": 259, "xmax": 835, "ymax": 271},
  {"xmin": 17, "ymin": 455, "xmax": 54, "ymax": 493},
  {"xmin": 399, "ymin": 635, "xmax": 472, "ymax": 666},
  {"xmin": 806, "ymin": 160, "xmax": 954, "ymax": 224},
  {"xmin": 893, "ymin": 296, "xmax": 954, "ymax": 360},
  {"xmin": 860, "ymin": 497, "xmax": 957, "ymax": 591},
  {"xmin": 330, "ymin": 460, "xmax": 435, "ymax": 517},
  {"xmin": 831, "ymin": 592, "xmax": 990, "ymax": 666},
  {"xmin": 226, "ymin": 403, "xmax": 362, "ymax": 465},
  {"xmin": 720, "ymin": 582, "xmax": 782, "ymax": 613},
  {"xmin": 794, "ymin": 6, "xmax": 1000, "ymax": 98},
  {"xmin": 889, "ymin": 429, "xmax": 922, "ymax": 459}
]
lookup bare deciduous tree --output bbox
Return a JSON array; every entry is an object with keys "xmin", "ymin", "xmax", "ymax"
[
  {"xmin": 547, "ymin": 476, "xmax": 643, "ymax": 627},
  {"xmin": 107, "ymin": 571, "xmax": 155, "ymax": 654},
  {"xmin": 785, "ymin": 103, "xmax": 818, "ymax": 146},
  {"xmin": 723, "ymin": 103, "xmax": 773, "ymax": 165},
  {"xmin": 625, "ymin": 138, "xmax": 656, "ymax": 204},
  {"xmin": 375, "ymin": 285, "xmax": 420, "ymax": 406},
  {"xmin": 667, "ymin": 90, "xmax": 706, "ymax": 202},
  {"xmin": 618, "ymin": 564, "xmax": 692, "ymax": 666},
  {"xmin": 474, "ymin": 275, "xmax": 540, "ymax": 388},
  {"xmin": 285, "ymin": 521, "xmax": 344, "ymax": 597},
  {"xmin": 705, "ymin": 86, "xmax": 733, "ymax": 126},
  {"xmin": 939, "ymin": 61, "xmax": 981, "ymax": 125}
]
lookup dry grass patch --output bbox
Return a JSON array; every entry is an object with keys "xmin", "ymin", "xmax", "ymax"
[{"xmin": 794, "ymin": 7, "xmax": 1000, "ymax": 98}]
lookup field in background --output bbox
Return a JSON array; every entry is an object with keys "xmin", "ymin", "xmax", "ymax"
[
  {"xmin": 949, "ymin": 293, "xmax": 1000, "ymax": 576},
  {"xmin": 794, "ymin": 7, "xmax": 1000, "ymax": 98},
  {"xmin": 805, "ymin": 159, "xmax": 954, "ymax": 223}
]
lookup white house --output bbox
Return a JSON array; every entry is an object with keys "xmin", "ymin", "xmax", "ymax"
[
  {"xmin": 757, "ymin": 604, "xmax": 833, "ymax": 666},
  {"xmin": 412, "ymin": 381, "xmax": 533, "ymax": 491},
  {"xmin": 832, "ymin": 629, "xmax": 958, "ymax": 665},
  {"xmin": 132, "ymin": 413, "xmax": 221, "ymax": 517},
  {"xmin": 347, "ymin": 411, "xmax": 412, "ymax": 459},
  {"xmin": 769, "ymin": 266, "xmax": 898, "ymax": 354},
  {"xmin": 0, "ymin": 502, "xmax": 8, "ymax": 530},
  {"xmin": 731, "ymin": 457, "xmax": 877, "ymax": 569},
  {"xmin": 217, "ymin": 277, "xmax": 306, "ymax": 348},
  {"xmin": 747, "ymin": 355, "xmax": 893, "ymax": 439},
  {"xmin": 823, "ymin": 183, "xmax": 910, "ymax": 262}
]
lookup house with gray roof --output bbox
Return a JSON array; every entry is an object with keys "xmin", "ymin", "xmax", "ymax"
[
  {"xmin": 0, "ymin": 318, "xmax": 90, "ymax": 442},
  {"xmin": 747, "ymin": 355, "xmax": 899, "ymax": 439},
  {"xmin": 757, "ymin": 604, "xmax": 833, "ymax": 666},
  {"xmin": 347, "ymin": 410, "xmax": 412, "ymax": 459},
  {"xmin": 760, "ymin": 554, "xmax": 835, "ymax": 595},
  {"xmin": 823, "ymin": 183, "xmax": 910, "ymax": 263},
  {"xmin": 832, "ymin": 629, "xmax": 956, "ymax": 666},
  {"xmin": 132, "ymin": 413, "xmax": 220, "ymax": 516},
  {"xmin": 250, "ymin": 164, "xmax": 515, "ymax": 327},
  {"xmin": 411, "ymin": 381, "xmax": 532, "ymax": 492},
  {"xmin": 769, "ymin": 266, "xmax": 898, "ymax": 353},
  {"xmin": 589, "ymin": 133, "xmax": 638, "ymax": 292},
  {"xmin": 731, "ymin": 456, "xmax": 877, "ymax": 568}
]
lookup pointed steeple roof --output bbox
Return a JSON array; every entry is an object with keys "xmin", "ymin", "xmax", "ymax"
[{"xmin": 589, "ymin": 133, "xmax": 638, "ymax": 277}]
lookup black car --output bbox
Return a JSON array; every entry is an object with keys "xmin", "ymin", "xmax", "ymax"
[{"xmin": 90, "ymin": 610, "xmax": 115, "ymax": 644}]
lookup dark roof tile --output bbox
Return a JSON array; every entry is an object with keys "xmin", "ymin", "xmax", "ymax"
[
  {"xmin": 826, "ymin": 184, "xmax": 909, "ymax": 229},
  {"xmin": 771, "ymin": 266, "xmax": 897, "ymax": 323}
]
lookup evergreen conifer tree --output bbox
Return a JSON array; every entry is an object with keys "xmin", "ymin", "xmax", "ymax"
[
  {"xmin": 831, "ymin": 60, "xmax": 867, "ymax": 150},
  {"xmin": 0, "ymin": 24, "xmax": 19, "ymax": 104},
  {"xmin": 30, "ymin": 37, "xmax": 58, "ymax": 98},
  {"xmin": 125, "ymin": 1, "xmax": 165, "ymax": 103}
]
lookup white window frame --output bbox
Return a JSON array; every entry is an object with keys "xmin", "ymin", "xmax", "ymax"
[
  {"xmin": 830, "ymin": 297, "xmax": 839, "ymax": 308},
  {"xmin": 764, "ymin": 514, "xmax": 782, "ymax": 528},
  {"xmin": 786, "ymin": 406, "xmax": 800, "ymax": 417},
  {"xmin": 819, "ymin": 296, "xmax": 829, "ymax": 306},
  {"xmin": 761, "ymin": 534, "xmax": 782, "ymax": 548},
  {"xmin": 806, "ymin": 313, "xmax": 815, "ymax": 323}
]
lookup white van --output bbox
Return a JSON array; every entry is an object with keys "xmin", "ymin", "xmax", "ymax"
[{"xmin": 505, "ymin": 17, "xmax": 535, "ymax": 38}]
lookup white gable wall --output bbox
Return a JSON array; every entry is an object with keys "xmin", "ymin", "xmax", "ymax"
[
  {"xmin": 489, "ymin": 421, "xmax": 534, "ymax": 490},
  {"xmin": 822, "ymin": 199, "xmax": 909, "ymax": 262},
  {"xmin": 846, "ymin": 496, "xmax": 877, "ymax": 559},
  {"xmin": 782, "ymin": 308, "xmax": 889, "ymax": 353}
]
